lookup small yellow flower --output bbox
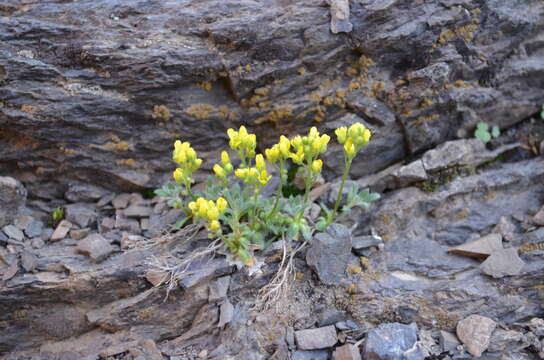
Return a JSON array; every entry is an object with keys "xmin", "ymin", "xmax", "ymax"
[
  {"xmin": 173, "ymin": 168, "xmax": 184, "ymax": 183},
  {"xmin": 344, "ymin": 139, "xmax": 356, "ymax": 157},
  {"xmin": 221, "ymin": 151, "xmax": 230, "ymax": 166},
  {"xmin": 335, "ymin": 127, "xmax": 347, "ymax": 144},
  {"xmin": 216, "ymin": 197, "xmax": 228, "ymax": 213},
  {"xmin": 312, "ymin": 159, "xmax": 323, "ymax": 172},
  {"xmin": 213, "ymin": 164, "xmax": 226, "ymax": 178},
  {"xmin": 207, "ymin": 206, "xmax": 219, "ymax": 221},
  {"xmin": 255, "ymin": 154, "xmax": 266, "ymax": 171},
  {"xmin": 265, "ymin": 145, "xmax": 280, "ymax": 163},
  {"xmin": 209, "ymin": 220, "xmax": 220, "ymax": 232},
  {"xmin": 363, "ymin": 128, "xmax": 371, "ymax": 142},
  {"xmin": 279, "ymin": 135, "xmax": 291, "ymax": 156}
]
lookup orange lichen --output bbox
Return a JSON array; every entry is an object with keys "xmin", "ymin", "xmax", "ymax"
[{"xmin": 152, "ymin": 105, "xmax": 171, "ymax": 121}]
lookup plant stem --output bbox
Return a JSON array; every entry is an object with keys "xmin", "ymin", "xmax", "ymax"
[
  {"xmin": 332, "ymin": 156, "xmax": 352, "ymax": 220},
  {"xmin": 266, "ymin": 158, "xmax": 284, "ymax": 220}
]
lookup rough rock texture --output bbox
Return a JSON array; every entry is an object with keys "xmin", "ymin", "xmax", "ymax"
[
  {"xmin": 1, "ymin": 0, "xmax": 543, "ymax": 195},
  {"xmin": 295, "ymin": 325, "xmax": 338, "ymax": 350},
  {"xmin": 364, "ymin": 322, "xmax": 418, "ymax": 360},
  {"xmin": 0, "ymin": 177, "xmax": 27, "ymax": 228},
  {"xmin": 456, "ymin": 314, "xmax": 497, "ymax": 357}
]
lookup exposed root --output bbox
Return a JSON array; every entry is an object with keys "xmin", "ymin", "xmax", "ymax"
[{"xmin": 255, "ymin": 239, "xmax": 308, "ymax": 313}]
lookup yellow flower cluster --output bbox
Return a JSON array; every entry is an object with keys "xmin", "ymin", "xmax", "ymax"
[
  {"xmin": 227, "ymin": 125, "xmax": 256, "ymax": 159},
  {"xmin": 289, "ymin": 127, "xmax": 330, "ymax": 172},
  {"xmin": 188, "ymin": 197, "xmax": 228, "ymax": 233},
  {"xmin": 172, "ymin": 140, "xmax": 202, "ymax": 184},
  {"xmin": 265, "ymin": 135, "xmax": 291, "ymax": 163},
  {"xmin": 335, "ymin": 123, "xmax": 371, "ymax": 158},
  {"xmin": 235, "ymin": 154, "xmax": 271, "ymax": 186},
  {"xmin": 213, "ymin": 151, "xmax": 234, "ymax": 178}
]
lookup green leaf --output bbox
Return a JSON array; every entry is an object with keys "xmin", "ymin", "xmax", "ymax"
[
  {"xmin": 154, "ymin": 188, "xmax": 169, "ymax": 198},
  {"xmin": 172, "ymin": 216, "xmax": 189, "ymax": 230},
  {"xmin": 491, "ymin": 126, "xmax": 500, "ymax": 138},
  {"xmin": 475, "ymin": 128, "xmax": 491, "ymax": 143},
  {"xmin": 301, "ymin": 224, "xmax": 312, "ymax": 241},
  {"xmin": 476, "ymin": 122, "xmax": 489, "ymax": 131}
]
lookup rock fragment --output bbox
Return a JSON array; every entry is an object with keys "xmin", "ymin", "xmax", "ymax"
[
  {"xmin": 218, "ymin": 299, "xmax": 234, "ymax": 327},
  {"xmin": 306, "ymin": 223, "xmax": 352, "ymax": 285},
  {"xmin": 24, "ymin": 219, "xmax": 44, "ymax": 238},
  {"xmin": 123, "ymin": 204, "xmax": 152, "ymax": 218},
  {"xmin": 208, "ymin": 276, "xmax": 231, "ymax": 302},
  {"xmin": 2, "ymin": 225, "xmax": 24, "ymax": 241},
  {"xmin": 395, "ymin": 160, "xmax": 428, "ymax": 187},
  {"xmin": 352, "ymin": 235, "xmax": 382, "ymax": 256},
  {"xmin": 333, "ymin": 344, "xmax": 361, "ymax": 360},
  {"xmin": 76, "ymin": 234, "xmax": 114, "ymax": 262},
  {"xmin": 113, "ymin": 193, "xmax": 131, "ymax": 209},
  {"xmin": 50, "ymin": 220, "xmax": 73, "ymax": 241},
  {"xmin": 20, "ymin": 250, "xmax": 38, "ymax": 272},
  {"xmin": 533, "ymin": 205, "xmax": 544, "ymax": 226},
  {"xmin": 328, "ymin": 0, "xmax": 352, "ymax": 34},
  {"xmin": 438, "ymin": 330, "xmax": 460, "ymax": 353},
  {"xmin": 448, "ymin": 234, "xmax": 503, "ymax": 259},
  {"xmin": 488, "ymin": 328, "xmax": 522, "ymax": 352},
  {"xmin": 456, "ymin": 314, "xmax": 496, "ymax": 357},
  {"xmin": 65, "ymin": 203, "xmax": 97, "ymax": 228},
  {"xmin": 295, "ymin": 326, "xmax": 338, "ymax": 350},
  {"xmin": 480, "ymin": 248, "xmax": 525, "ymax": 278},
  {"xmin": 364, "ymin": 322, "xmax": 418, "ymax": 360},
  {"xmin": 0, "ymin": 176, "xmax": 27, "ymax": 228},
  {"xmin": 292, "ymin": 350, "xmax": 329, "ymax": 360}
]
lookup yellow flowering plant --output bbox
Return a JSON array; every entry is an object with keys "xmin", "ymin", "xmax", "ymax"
[{"xmin": 155, "ymin": 123, "xmax": 379, "ymax": 265}]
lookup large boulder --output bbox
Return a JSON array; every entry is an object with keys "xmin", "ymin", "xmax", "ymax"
[
  {"xmin": 0, "ymin": 176, "xmax": 27, "ymax": 228},
  {"xmin": 1, "ymin": 0, "xmax": 543, "ymax": 194}
]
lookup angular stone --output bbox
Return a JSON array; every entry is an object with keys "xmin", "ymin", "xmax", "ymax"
[
  {"xmin": 329, "ymin": 0, "xmax": 352, "ymax": 34},
  {"xmin": 65, "ymin": 184, "xmax": 108, "ymax": 203},
  {"xmin": 306, "ymin": 223, "xmax": 352, "ymax": 285},
  {"xmin": 50, "ymin": 220, "xmax": 73, "ymax": 242},
  {"xmin": 112, "ymin": 193, "xmax": 131, "ymax": 209},
  {"xmin": 14, "ymin": 215, "xmax": 33, "ymax": 230},
  {"xmin": 100, "ymin": 217, "xmax": 115, "ymax": 233},
  {"xmin": 145, "ymin": 270, "xmax": 168, "ymax": 287},
  {"xmin": 179, "ymin": 258, "xmax": 234, "ymax": 290},
  {"xmin": 217, "ymin": 299, "xmax": 234, "ymax": 328},
  {"xmin": 292, "ymin": 350, "xmax": 329, "ymax": 360},
  {"xmin": 295, "ymin": 326, "xmax": 337, "ymax": 350},
  {"xmin": 70, "ymin": 228, "xmax": 90, "ymax": 240},
  {"xmin": 140, "ymin": 218, "xmax": 149, "ymax": 231},
  {"xmin": 123, "ymin": 204, "xmax": 152, "ymax": 218},
  {"xmin": 352, "ymin": 235, "xmax": 382, "ymax": 256},
  {"xmin": 65, "ymin": 203, "xmax": 97, "ymax": 228},
  {"xmin": 0, "ymin": 176, "xmax": 27, "ymax": 228},
  {"xmin": 20, "ymin": 250, "xmax": 38, "ymax": 272},
  {"xmin": 492, "ymin": 216, "xmax": 517, "ymax": 242},
  {"xmin": 115, "ymin": 215, "xmax": 140, "ymax": 234},
  {"xmin": 24, "ymin": 219, "xmax": 44, "ymax": 238},
  {"xmin": 395, "ymin": 160, "xmax": 428, "ymax": 187},
  {"xmin": 208, "ymin": 276, "xmax": 231, "ymax": 302},
  {"xmin": 333, "ymin": 344, "xmax": 361, "ymax": 360},
  {"xmin": 96, "ymin": 193, "xmax": 115, "ymax": 208},
  {"xmin": 318, "ymin": 309, "xmax": 347, "ymax": 327},
  {"xmin": 448, "ymin": 234, "xmax": 503, "ymax": 259},
  {"xmin": 533, "ymin": 205, "xmax": 544, "ymax": 226},
  {"xmin": 76, "ymin": 234, "xmax": 114, "ymax": 263},
  {"xmin": 0, "ymin": 231, "xmax": 8, "ymax": 246},
  {"xmin": 438, "ymin": 330, "xmax": 460, "ymax": 353},
  {"xmin": 487, "ymin": 329, "xmax": 522, "ymax": 352},
  {"xmin": 421, "ymin": 139, "xmax": 487, "ymax": 172},
  {"xmin": 2, "ymin": 225, "xmax": 24, "ymax": 241},
  {"xmin": 480, "ymin": 248, "xmax": 525, "ymax": 278},
  {"xmin": 456, "ymin": 315, "xmax": 497, "ymax": 357},
  {"xmin": 364, "ymin": 323, "xmax": 418, "ymax": 360},
  {"xmin": 30, "ymin": 237, "xmax": 45, "ymax": 249}
]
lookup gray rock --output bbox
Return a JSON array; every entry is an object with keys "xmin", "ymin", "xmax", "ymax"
[
  {"xmin": 295, "ymin": 326, "xmax": 338, "ymax": 350},
  {"xmin": 480, "ymin": 248, "xmax": 525, "ymax": 278},
  {"xmin": 456, "ymin": 315, "xmax": 497, "ymax": 357},
  {"xmin": 70, "ymin": 228, "xmax": 90, "ymax": 241},
  {"xmin": 352, "ymin": 235, "xmax": 382, "ymax": 256},
  {"xmin": 292, "ymin": 350, "xmax": 329, "ymax": 360},
  {"xmin": 0, "ymin": 177, "xmax": 27, "ymax": 228},
  {"xmin": 123, "ymin": 204, "xmax": 152, "ymax": 218},
  {"xmin": 76, "ymin": 234, "xmax": 114, "ymax": 263},
  {"xmin": 112, "ymin": 194, "xmax": 131, "ymax": 209},
  {"xmin": 208, "ymin": 276, "xmax": 231, "ymax": 303},
  {"xmin": 318, "ymin": 309, "xmax": 347, "ymax": 327},
  {"xmin": 179, "ymin": 258, "xmax": 234, "ymax": 290},
  {"xmin": 65, "ymin": 203, "xmax": 97, "ymax": 228},
  {"xmin": 439, "ymin": 331, "xmax": 461, "ymax": 353},
  {"xmin": 30, "ymin": 237, "xmax": 45, "ymax": 249},
  {"xmin": 332, "ymin": 344, "xmax": 361, "ymax": 360},
  {"xmin": 100, "ymin": 217, "xmax": 115, "ymax": 233},
  {"xmin": 50, "ymin": 220, "xmax": 73, "ymax": 242},
  {"xmin": 115, "ymin": 215, "xmax": 140, "ymax": 234},
  {"xmin": 364, "ymin": 322, "xmax": 418, "ymax": 360},
  {"xmin": 218, "ymin": 300, "xmax": 234, "ymax": 328},
  {"xmin": 329, "ymin": 0, "xmax": 352, "ymax": 34},
  {"xmin": 395, "ymin": 160, "xmax": 428, "ymax": 187},
  {"xmin": 65, "ymin": 184, "xmax": 108, "ymax": 203},
  {"xmin": 492, "ymin": 217, "xmax": 517, "ymax": 242},
  {"xmin": 286, "ymin": 327, "xmax": 295, "ymax": 348},
  {"xmin": 14, "ymin": 215, "xmax": 33, "ymax": 230},
  {"xmin": 96, "ymin": 193, "xmax": 115, "ymax": 208},
  {"xmin": 533, "ymin": 205, "xmax": 544, "ymax": 226},
  {"xmin": 335, "ymin": 321, "xmax": 359, "ymax": 331},
  {"xmin": 20, "ymin": 250, "xmax": 38, "ymax": 272},
  {"xmin": 2, "ymin": 225, "xmax": 24, "ymax": 241},
  {"xmin": 0, "ymin": 231, "xmax": 8, "ymax": 246},
  {"xmin": 487, "ymin": 329, "xmax": 522, "ymax": 352},
  {"xmin": 40, "ymin": 228, "xmax": 54, "ymax": 241},
  {"xmin": 306, "ymin": 223, "xmax": 352, "ymax": 285},
  {"xmin": 24, "ymin": 219, "xmax": 44, "ymax": 238},
  {"xmin": 528, "ymin": 318, "xmax": 544, "ymax": 337},
  {"xmin": 448, "ymin": 234, "xmax": 504, "ymax": 259}
]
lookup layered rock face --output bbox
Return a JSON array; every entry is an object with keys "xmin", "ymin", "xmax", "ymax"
[{"xmin": 1, "ymin": 0, "xmax": 543, "ymax": 197}]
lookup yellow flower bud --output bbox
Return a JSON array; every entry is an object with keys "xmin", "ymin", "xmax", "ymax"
[
  {"xmin": 198, "ymin": 204, "xmax": 208, "ymax": 218},
  {"xmin": 235, "ymin": 168, "xmax": 247, "ymax": 178},
  {"xmin": 344, "ymin": 139, "xmax": 356, "ymax": 157},
  {"xmin": 255, "ymin": 154, "xmax": 266, "ymax": 171},
  {"xmin": 279, "ymin": 135, "xmax": 291, "ymax": 156},
  {"xmin": 207, "ymin": 206, "xmax": 219, "ymax": 221},
  {"xmin": 188, "ymin": 201, "xmax": 197, "ymax": 212},
  {"xmin": 209, "ymin": 220, "xmax": 220, "ymax": 232},
  {"xmin": 239, "ymin": 125, "xmax": 248, "ymax": 138},
  {"xmin": 363, "ymin": 128, "xmax": 371, "ymax": 142},
  {"xmin": 216, "ymin": 197, "xmax": 228, "ymax": 213},
  {"xmin": 213, "ymin": 164, "xmax": 226, "ymax": 178},
  {"xmin": 265, "ymin": 146, "xmax": 279, "ymax": 163},
  {"xmin": 335, "ymin": 127, "xmax": 347, "ymax": 144},
  {"xmin": 312, "ymin": 159, "xmax": 323, "ymax": 172},
  {"xmin": 309, "ymin": 126, "xmax": 318, "ymax": 139},
  {"xmin": 194, "ymin": 158, "xmax": 203, "ymax": 168},
  {"xmin": 173, "ymin": 168, "xmax": 184, "ymax": 183},
  {"xmin": 221, "ymin": 151, "xmax": 230, "ymax": 166},
  {"xmin": 291, "ymin": 136, "xmax": 302, "ymax": 148},
  {"xmin": 224, "ymin": 163, "xmax": 233, "ymax": 173}
]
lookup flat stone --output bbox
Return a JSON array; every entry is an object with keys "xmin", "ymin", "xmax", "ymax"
[
  {"xmin": 333, "ymin": 344, "xmax": 361, "ymax": 360},
  {"xmin": 295, "ymin": 326, "xmax": 337, "ymax": 350},
  {"xmin": 364, "ymin": 322, "xmax": 418, "ymax": 360},
  {"xmin": 96, "ymin": 193, "xmax": 115, "ymax": 207},
  {"xmin": 533, "ymin": 205, "xmax": 544, "ymax": 226},
  {"xmin": 492, "ymin": 216, "xmax": 517, "ymax": 242},
  {"xmin": 456, "ymin": 315, "xmax": 497, "ymax": 357},
  {"xmin": 439, "ymin": 331, "xmax": 461, "ymax": 353},
  {"xmin": 395, "ymin": 160, "xmax": 428, "ymax": 187},
  {"xmin": 115, "ymin": 215, "xmax": 140, "ymax": 234},
  {"xmin": 352, "ymin": 235, "xmax": 382, "ymax": 256},
  {"xmin": 40, "ymin": 228, "xmax": 54, "ymax": 241},
  {"xmin": 179, "ymin": 257, "xmax": 234, "ymax": 290},
  {"xmin": 208, "ymin": 276, "xmax": 231, "ymax": 302},
  {"xmin": 50, "ymin": 220, "xmax": 73, "ymax": 242},
  {"xmin": 140, "ymin": 218, "xmax": 149, "ymax": 231},
  {"xmin": 14, "ymin": 215, "xmax": 33, "ymax": 230},
  {"xmin": 65, "ymin": 203, "xmax": 97, "ymax": 228},
  {"xmin": 2, "ymin": 225, "xmax": 24, "ymax": 241},
  {"xmin": 20, "ymin": 250, "xmax": 38, "ymax": 272},
  {"xmin": 318, "ymin": 309, "xmax": 347, "ymax": 327},
  {"xmin": 112, "ymin": 193, "xmax": 131, "ymax": 209},
  {"xmin": 487, "ymin": 329, "xmax": 522, "ymax": 352},
  {"xmin": 145, "ymin": 270, "xmax": 168, "ymax": 287},
  {"xmin": 480, "ymin": 248, "xmax": 525, "ymax": 278},
  {"xmin": 100, "ymin": 217, "xmax": 115, "ymax": 233},
  {"xmin": 24, "ymin": 219, "xmax": 44, "ymax": 238},
  {"xmin": 30, "ymin": 237, "xmax": 45, "ymax": 249},
  {"xmin": 123, "ymin": 204, "xmax": 152, "ymax": 218},
  {"xmin": 0, "ymin": 176, "xmax": 27, "ymax": 228},
  {"xmin": 217, "ymin": 299, "xmax": 234, "ymax": 327},
  {"xmin": 306, "ymin": 223, "xmax": 352, "ymax": 285},
  {"xmin": 421, "ymin": 139, "xmax": 487, "ymax": 172},
  {"xmin": 70, "ymin": 228, "xmax": 90, "ymax": 240},
  {"xmin": 65, "ymin": 184, "xmax": 108, "ymax": 203},
  {"xmin": 76, "ymin": 234, "xmax": 114, "ymax": 263},
  {"xmin": 292, "ymin": 350, "xmax": 329, "ymax": 360},
  {"xmin": 448, "ymin": 234, "xmax": 503, "ymax": 259},
  {"xmin": 0, "ymin": 231, "xmax": 8, "ymax": 246}
]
